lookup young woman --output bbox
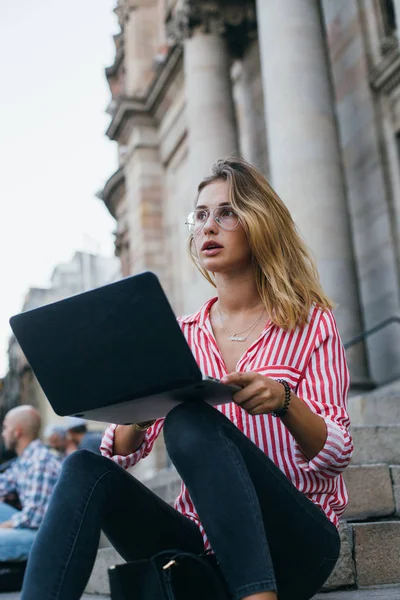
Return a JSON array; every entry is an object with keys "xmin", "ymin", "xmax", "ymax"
[{"xmin": 21, "ymin": 158, "xmax": 351, "ymax": 600}]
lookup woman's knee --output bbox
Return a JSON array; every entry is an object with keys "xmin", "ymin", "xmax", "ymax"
[
  {"xmin": 61, "ymin": 449, "xmax": 110, "ymax": 479},
  {"xmin": 164, "ymin": 402, "xmax": 220, "ymax": 459}
]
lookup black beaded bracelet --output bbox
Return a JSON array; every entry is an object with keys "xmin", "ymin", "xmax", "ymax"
[{"xmin": 272, "ymin": 379, "xmax": 291, "ymax": 418}]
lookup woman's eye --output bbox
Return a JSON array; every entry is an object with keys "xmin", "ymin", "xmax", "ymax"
[
  {"xmin": 196, "ymin": 211, "xmax": 208, "ymax": 221},
  {"xmin": 221, "ymin": 209, "xmax": 234, "ymax": 217}
]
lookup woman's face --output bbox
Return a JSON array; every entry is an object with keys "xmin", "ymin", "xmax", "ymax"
[{"xmin": 193, "ymin": 180, "xmax": 252, "ymax": 275}]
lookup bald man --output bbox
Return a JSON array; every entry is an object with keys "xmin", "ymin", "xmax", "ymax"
[{"xmin": 0, "ymin": 405, "xmax": 61, "ymax": 562}]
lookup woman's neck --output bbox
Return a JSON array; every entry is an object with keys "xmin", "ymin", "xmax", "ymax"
[{"xmin": 214, "ymin": 272, "xmax": 264, "ymax": 315}]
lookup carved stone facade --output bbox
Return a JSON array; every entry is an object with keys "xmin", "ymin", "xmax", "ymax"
[{"xmin": 101, "ymin": 0, "xmax": 400, "ymax": 409}]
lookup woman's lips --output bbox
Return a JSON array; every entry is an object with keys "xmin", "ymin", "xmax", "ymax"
[{"xmin": 202, "ymin": 247, "xmax": 223, "ymax": 256}]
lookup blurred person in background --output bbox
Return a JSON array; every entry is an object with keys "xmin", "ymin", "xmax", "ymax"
[
  {"xmin": 65, "ymin": 417, "xmax": 103, "ymax": 455},
  {"xmin": 0, "ymin": 406, "xmax": 60, "ymax": 561},
  {"xmin": 43, "ymin": 425, "xmax": 68, "ymax": 459}
]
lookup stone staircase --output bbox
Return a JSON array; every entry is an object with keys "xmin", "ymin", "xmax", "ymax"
[{"xmin": 85, "ymin": 381, "xmax": 400, "ymax": 599}]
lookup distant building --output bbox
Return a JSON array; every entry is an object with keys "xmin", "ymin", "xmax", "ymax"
[{"xmin": 3, "ymin": 251, "xmax": 120, "ymax": 435}]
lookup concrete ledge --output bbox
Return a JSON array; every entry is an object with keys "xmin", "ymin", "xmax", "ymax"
[
  {"xmin": 353, "ymin": 521, "xmax": 400, "ymax": 587},
  {"xmin": 343, "ymin": 464, "xmax": 395, "ymax": 520}
]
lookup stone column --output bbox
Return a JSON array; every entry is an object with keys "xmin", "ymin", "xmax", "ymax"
[
  {"xmin": 184, "ymin": 30, "xmax": 239, "ymax": 308},
  {"xmin": 184, "ymin": 32, "xmax": 239, "ymax": 183},
  {"xmin": 167, "ymin": 2, "xmax": 243, "ymax": 310},
  {"xmin": 256, "ymin": 0, "xmax": 367, "ymax": 380}
]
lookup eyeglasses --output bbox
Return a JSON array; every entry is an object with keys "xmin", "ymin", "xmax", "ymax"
[{"xmin": 185, "ymin": 206, "xmax": 240, "ymax": 235}]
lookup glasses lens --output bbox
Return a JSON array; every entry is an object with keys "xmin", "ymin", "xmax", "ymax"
[
  {"xmin": 186, "ymin": 212, "xmax": 195, "ymax": 234},
  {"xmin": 186, "ymin": 210, "xmax": 208, "ymax": 234},
  {"xmin": 215, "ymin": 206, "xmax": 239, "ymax": 230}
]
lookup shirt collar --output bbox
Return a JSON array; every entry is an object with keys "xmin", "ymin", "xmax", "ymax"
[
  {"xmin": 179, "ymin": 297, "xmax": 218, "ymax": 327},
  {"xmin": 19, "ymin": 438, "xmax": 41, "ymax": 458}
]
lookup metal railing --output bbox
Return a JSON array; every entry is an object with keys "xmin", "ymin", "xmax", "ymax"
[{"xmin": 344, "ymin": 316, "xmax": 400, "ymax": 350}]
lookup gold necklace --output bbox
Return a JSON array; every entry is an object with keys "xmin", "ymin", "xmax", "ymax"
[{"xmin": 217, "ymin": 303, "xmax": 265, "ymax": 342}]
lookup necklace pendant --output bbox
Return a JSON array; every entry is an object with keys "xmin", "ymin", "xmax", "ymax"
[{"xmin": 228, "ymin": 335, "xmax": 246, "ymax": 342}]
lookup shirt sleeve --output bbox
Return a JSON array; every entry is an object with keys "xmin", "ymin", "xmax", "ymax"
[
  {"xmin": 0, "ymin": 463, "xmax": 18, "ymax": 499},
  {"xmin": 293, "ymin": 310, "xmax": 353, "ymax": 479},
  {"xmin": 100, "ymin": 419, "xmax": 165, "ymax": 469},
  {"xmin": 10, "ymin": 456, "xmax": 60, "ymax": 529}
]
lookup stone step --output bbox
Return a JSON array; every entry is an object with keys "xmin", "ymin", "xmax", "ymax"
[
  {"xmin": 325, "ymin": 520, "xmax": 400, "ymax": 589},
  {"xmin": 351, "ymin": 425, "xmax": 400, "ymax": 464},
  {"xmin": 342, "ymin": 464, "xmax": 399, "ymax": 520},
  {"xmin": 353, "ymin": 520, "xmax": 400, "ymax": 588},
  {"xmin": 85, "ymin": 520, "xmax": 400, "ymax": 595},
  {"xmin": 348, "ymin": 379, "xmax": 400, "ymax": 425}
]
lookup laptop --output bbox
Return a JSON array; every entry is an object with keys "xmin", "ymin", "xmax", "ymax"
[{"xmin": 9, "ymin": 272, "xmax": 238, "ymax": 424}]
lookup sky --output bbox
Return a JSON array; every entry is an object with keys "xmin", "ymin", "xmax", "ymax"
[{"xmin": 0, "ymin": 0, "xmax": 118, "ymax": 377}]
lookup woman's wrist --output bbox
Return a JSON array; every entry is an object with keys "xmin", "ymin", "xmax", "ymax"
[
  {"xmin": 114, "ymin": 424, "xmax": 147, "ymax": 455},
  {"xmin": 272, "ymin": 380, "xmax": 291, "ymax": 418},
  {"xmin": 132, "ymin": 419, "xmax": 156, "ymax": 432}
]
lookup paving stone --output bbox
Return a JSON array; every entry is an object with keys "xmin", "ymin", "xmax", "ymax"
[
  {"xmin": 322, "ymin": 522, "xmax": 355, "ymax": 590},
  {"xmin": 354, "ymin": 521, "xmax": 400, "ymax": 587},
  {"xmin": 343, "ymin": 464, "xmax": 395, "ymax": 519},
  {"xmin": 313, "ymin": 585, "xmax": 400, "ymax": 599},
  {"xmin": 351, "ymin": 426, "xmax": 400, "ymax": 464}
]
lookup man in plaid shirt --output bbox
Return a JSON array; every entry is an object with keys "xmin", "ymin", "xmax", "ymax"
[{"xmin": 0, "ymin": 405, "xmax": 61, "ymax": 561}]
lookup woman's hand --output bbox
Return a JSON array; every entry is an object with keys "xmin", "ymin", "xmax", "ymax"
[
  {"xmin": 222, "ymin": 371, "xmax": 286, "ymax": 416},
  {"xmin": 223, "ymin": 371, "xmax": 328, "ymax": 459}
]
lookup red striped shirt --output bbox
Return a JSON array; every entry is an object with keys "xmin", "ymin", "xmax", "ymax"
[{"xmin": 101, "ymin": 298, "xmax": 352, "ymax": 549}]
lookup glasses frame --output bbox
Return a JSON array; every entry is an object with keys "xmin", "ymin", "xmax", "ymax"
[{"xmin": 185, "ymin": 207, "xmax": 241, "ymax": 236}]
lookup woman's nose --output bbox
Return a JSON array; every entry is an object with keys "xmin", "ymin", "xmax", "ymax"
[{"xmin": 203, "ymin": 211, "xmax": 217, "ymax": 233}]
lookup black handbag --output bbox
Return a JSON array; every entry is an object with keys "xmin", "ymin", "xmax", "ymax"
[
  {"xmin": 108, "ymin": 549, "xmax": 231, "ymax": 600},
  {"xmin": 0, "ymin": 561, "xmax": 26, "ymax": 592}
]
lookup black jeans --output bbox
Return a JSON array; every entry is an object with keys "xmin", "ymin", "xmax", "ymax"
[{"xmin": 20, "ymin": 401, "xmax": 340, "ymax": 600}]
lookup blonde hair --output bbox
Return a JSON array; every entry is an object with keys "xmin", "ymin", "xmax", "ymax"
[{"xmin": 188, "ymin": 157, "xmax": 334, "ymax": 330}]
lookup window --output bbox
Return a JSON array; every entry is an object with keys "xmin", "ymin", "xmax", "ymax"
[
  {"xmin": 379, "ymin": 0, "xmax": 397, "ymax": 53},
  {"xmin": 381, "ymin": 0, "xmax": 396, "ymax": 36}
]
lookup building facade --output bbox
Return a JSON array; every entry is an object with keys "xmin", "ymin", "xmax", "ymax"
[{"xmin": 101, "ymin": 0, "xmax": 400, "ymax": 390}]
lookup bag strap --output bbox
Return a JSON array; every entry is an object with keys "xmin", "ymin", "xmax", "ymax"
[{"xmin": 158, "ymin": 550, "xmax": 228, "ymax": 599}]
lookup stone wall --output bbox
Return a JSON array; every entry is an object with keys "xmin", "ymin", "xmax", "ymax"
[{"xmin": 322, "ymin": 0, "xmax": 400, "ymax": 383}]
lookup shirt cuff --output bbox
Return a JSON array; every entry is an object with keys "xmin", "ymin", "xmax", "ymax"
[
  {"xmin": 100, "ymin": 424, "xmax": 148, "ymax": 470},
  {"xmin": 293, "ymin": 417, "xmax": 353, "ymax": 477},
  {"xmin": 10, "ymin": 512, "xmax": 28, "ymax": 529}
]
